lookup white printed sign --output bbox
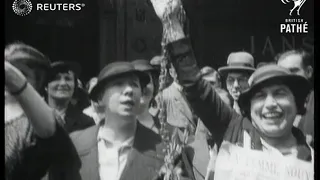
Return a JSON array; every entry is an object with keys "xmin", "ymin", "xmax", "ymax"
[{"xmin": 214, "ymin": 142, "xmax": 314, "ymax": 180}]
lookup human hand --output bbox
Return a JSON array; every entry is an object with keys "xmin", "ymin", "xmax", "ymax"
[
  {"xmin": 150, "ymin": 0, "xmax": 182, "ymax": 24},
  {"xmin": 152, "ymin": 164, "xmax": 183, "ymax": 180},
  {"xmin": 5, "ymin": 61, "xmax": 27, "ymax": 93}
]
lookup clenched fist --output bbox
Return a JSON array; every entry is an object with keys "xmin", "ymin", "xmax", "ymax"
[
  {"xmin": 150, "ymin": 0, "xmax": 182, "ymax": 23},
  {"xmin": 5, "ymin": 61, "xmax": 28, "ymax": 93}
]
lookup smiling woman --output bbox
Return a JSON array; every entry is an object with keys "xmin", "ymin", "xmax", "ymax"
[
  {"xmin": 250, "ymin": 84, "xmax": 297, "ymax": 138},
  {"xmin": 166, "ymin": 37, "xmax": 314, "ymax": 180},
  {"xmin": 46, "ymin": 61, "xmax": 95, "ymax": 133},
  {"xmin": 48, "ymin": 71, "xmax": 76, "ymax": 100}
]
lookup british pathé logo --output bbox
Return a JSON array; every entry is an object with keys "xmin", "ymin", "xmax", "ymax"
[
  {"xmin": 281, "ymin": 0, "xmax": 307, "ymax": 16},
  {"xmin": 280, "ymin": 0, "xmax": 308, "ymax": 34}
]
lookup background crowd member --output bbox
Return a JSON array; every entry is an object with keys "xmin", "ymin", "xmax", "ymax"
[
  {"xmin": 276, "ymin": 49, "xmax": 314, "ymax": 145},
  {"xmin": 132, "ymin": 59, "xmax": 161, "ymax": 133},
  {"xmin": 151, "ymin": 56, "xmax": 197, "ymax": 133},
  {"xmin": 46, "ymin": 61, "xmax": 95, "ymax": 133},
  {"xmin": 5, "ymin": 43, "xmax": 75, "ymax": 180},
  {"xmin": 256, "ymin": 61, "xmax": 267, "ymax": 68},
  {"xmin": 149, "ymin": 1, "xmax": 313, "ymax": 180},
  {"xmin": 83, "ymin": 77, "xmax": 103, "ymax": 124},
  {"xmin": 200, "ymin": 66, "xmax": 221, "ymax": 89},
  {"xmin": 218, "ymin": 52, "xmax": 255, "ymax": 114},
  {"xmin": 71, "ymin": 78, "xmax": 91, "ymax": 111}
]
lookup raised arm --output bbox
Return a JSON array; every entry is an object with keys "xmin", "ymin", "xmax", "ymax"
[
  {"xmin": 5, "ymin": 61, "xmax": 56, "ymax": 138},
  {"xmin": 150, "ymin": 0, "xmax": 240, "ymax": 140}
]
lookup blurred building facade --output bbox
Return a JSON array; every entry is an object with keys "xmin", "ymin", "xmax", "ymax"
[{"xmin": 5, "ymin": 0, "xmax": 314, "ymax": 82}]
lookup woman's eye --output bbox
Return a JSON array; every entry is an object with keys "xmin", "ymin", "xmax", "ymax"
[
  {"xmin": 275, "ymin": 89, "xmax": 287, "ymax": 96},
  {"xmin": 112, "ymin": 81, "xmax": 122, "ymax": 86},
  {"xmin": 253, "ymin": 92, "xmax": 265, "ymax": 99},
  {"xmin": 54, "ymin": 76, "xmax": 60, "ymax": 81},
  {"xmin": 131, "ymin": 81, "xmax": 139, "ymax": 87}
]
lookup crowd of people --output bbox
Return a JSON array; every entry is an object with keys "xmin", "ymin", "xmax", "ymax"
[{"xmin": 5, "ymin": 0, "xmax": 314, "ymax": 180}]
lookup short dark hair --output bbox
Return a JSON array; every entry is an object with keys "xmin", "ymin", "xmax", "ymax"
[{"xmin": 275, "ymin": 49, "xmax": 313, "ymax": 68}]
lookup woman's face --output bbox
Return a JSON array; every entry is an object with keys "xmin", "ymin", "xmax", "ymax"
[
  {"xmin": 250, "ymin": 84, "xmax": 297, "ymax": 138},
  {"xmin": 47, "ymin": 71, "xmax": 75, "ymax": 101}
]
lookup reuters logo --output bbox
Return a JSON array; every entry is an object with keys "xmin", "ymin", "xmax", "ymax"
[{"xmin": 12, "ymin": 0, "xmax": 33, "ymax": 16}]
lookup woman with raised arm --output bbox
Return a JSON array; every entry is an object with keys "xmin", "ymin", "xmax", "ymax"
[
  {"xmin": 5, "ymin": 43, "xmax": 77, "ymax": 180},
  {"xmin": 150, "ymin": 0, "xmax": 314, "ymax": 179}
]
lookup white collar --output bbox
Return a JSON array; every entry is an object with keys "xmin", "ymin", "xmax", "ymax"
[{"xmin": 97, "ymin": 121, "xmax": 137, "ymax": 148}]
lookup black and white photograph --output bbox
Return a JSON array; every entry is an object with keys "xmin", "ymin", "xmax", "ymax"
[{"xmin": 5, "ymin": 0, "xmax": 314, "ymax": 179}]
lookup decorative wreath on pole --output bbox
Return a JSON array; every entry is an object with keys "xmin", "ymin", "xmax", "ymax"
[{"xmin": 155, "ymin": 0, "xmax": 189, "ymax": 179}]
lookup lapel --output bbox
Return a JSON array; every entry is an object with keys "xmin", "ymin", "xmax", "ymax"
[
  {"xmin": 120, "ymin": 122, "xmax": 165, "ymax": 180},
  {"xmin": 70, "ymin": 125, "xmax": 100, "ymax": 180},
  {"xmin": 71, "ymin": 122, "xmax": 166, "ymax": 180},
  {"xmin": 65, "ymin": 104, "xmax": 79, "ymax": 131}
]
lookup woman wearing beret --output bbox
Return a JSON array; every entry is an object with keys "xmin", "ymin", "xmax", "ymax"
[
  {"xmin": 45, "ymin": 61, "xmax": 95, "ymax": 133},
  {"xmin": 150, "ymin": 0, "xmax": 313, "ymax": 179}
]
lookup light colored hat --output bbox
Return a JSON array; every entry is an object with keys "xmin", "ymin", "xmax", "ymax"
[{"xmin": 218, "ymin": 52, "xmax": 255, "ymax": 76}]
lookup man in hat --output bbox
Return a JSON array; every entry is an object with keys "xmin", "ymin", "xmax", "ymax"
[
  {"xmin": 218, "ymin": 51, "xmax": 255, "ymax": 114},
  {"xmin": 150, "ymin": 55, "xmax": 196, "ymax": 132},
  {"xmin": 83, "ymin": 77, "xmax": 103, "ymax": 124},
  {"xmin": 5, "ymin": 43, "xmax": 76, "ymax": 180},
  {"xmin": 276, "ymin": 49, "xmax": 314, "ymax": 145},
  {"xmin": 132, "ymin": 59, "xmax": 161, "ymax": 133},
  {"xmin": 50, "ymin": 61, "xmax": 192, "ymax": 180},
  {"xmin": 46, "ymin": 61, "xmax": 95, "ymax": 133}
]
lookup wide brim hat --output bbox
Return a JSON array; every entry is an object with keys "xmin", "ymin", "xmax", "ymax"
[
  {"xmin": 89, "ymin": 61, "xmax": 150, "ymax": 101},
  {"xmin": 150, "ymin": 55, "xmax": 163, "ymax": 66},
  {"xmin": 218, "ymin": 52, "xmax": 255, "ymax": 76},
  {"xmin": 238, "ymin": 64, "xmax": 311, "ymax": 116},
  {"xmin": 218, "ymin": 66, "xmax": 256, "ymax": 76},
  {"xmin": 50, "ymin": 61, "xmax": 81, "ymax": 76},
  {"xmin": 149, "ymin": 55, "xmax": 164, "ymax": 72},
  {"xmin": 132, "ymin": 59, "xmax": 160, "ymax": 75}
]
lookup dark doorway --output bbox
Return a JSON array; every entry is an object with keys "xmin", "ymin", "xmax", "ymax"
[{"xmin": 5, "ymin": 0, "xmax": 100, "ymax": 83}]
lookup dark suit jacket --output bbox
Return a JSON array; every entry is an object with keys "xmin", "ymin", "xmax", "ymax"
[
  {"xmin": 64, "ymin": 104, "xmax": 95, "ymax": 133},
  {"xmin": 51, "ymin": 122, "xmax": 167, "ymax": 180}
]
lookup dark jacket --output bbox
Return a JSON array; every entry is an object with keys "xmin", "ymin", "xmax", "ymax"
[
  {"xmin": 49, "ymin": 121, "xmax": 193, "ymax": 180},
  {"xmin": 298, "ymin": 90, "xmax": 314, "ymax": 144},
  {"xmin": 64, "ymin": 104, "xmax": 95, "ymax": 133},
  {"xmin": 166, "ymin": 38, "xmax": 312, "ymax": 162}
]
